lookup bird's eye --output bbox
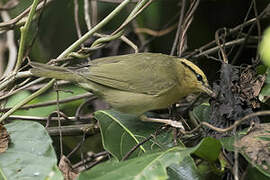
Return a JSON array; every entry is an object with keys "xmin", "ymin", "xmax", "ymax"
[{"xmin": 196, "ymin": 74, "xmax": 203, "ymax": 82}]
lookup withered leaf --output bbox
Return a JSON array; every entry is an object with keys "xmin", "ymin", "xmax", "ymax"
[{"xmin": 0, "ymin": 123, "xmax": 10, "ymax": 154}]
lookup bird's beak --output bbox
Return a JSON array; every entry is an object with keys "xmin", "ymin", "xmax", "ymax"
[{"xmin": 202, "ymin": 84, "xmax": 216, "ymax": 98}]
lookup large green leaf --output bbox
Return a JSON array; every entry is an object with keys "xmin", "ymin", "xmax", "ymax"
[
  {"xmin": 77, "ymin": 137, "xmax": 222, "ymax": 180},
  {"xmin": 0, "ymin": 121, "xmax": 63, "ymax": 180},
  {"xmin": 77, "ymin": 146, "xmax": 194, "ymax": 180},
  {"xmin": 94, "ymin": 110, "xmax": 174, "ymax": 160}
]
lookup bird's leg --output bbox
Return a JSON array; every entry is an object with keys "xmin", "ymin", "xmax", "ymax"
[{"xmin": 140, "ymin": 115, "xmax": 184, "ymax": 129}]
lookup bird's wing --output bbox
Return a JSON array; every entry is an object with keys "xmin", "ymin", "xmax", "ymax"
[{"xmin": 77, "ymin": 53, "xmax": 181, "ymax": 95}]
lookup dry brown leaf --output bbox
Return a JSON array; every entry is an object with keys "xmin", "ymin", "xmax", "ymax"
[
  {"xmin": 236, "ymin": 124, "xmax": 270, "ymax": 171},
  {"xmin": 0, "ymin": 123, "xmax": 9, "ymax": 154},
  {"xmin": 58, "ymin": 155, "xmax": 78, "ymax": 180}
]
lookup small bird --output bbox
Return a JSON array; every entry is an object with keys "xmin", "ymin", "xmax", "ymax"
[{"xmin": 30, "ymin": 53, "xmax": 213, "ymax": 128}]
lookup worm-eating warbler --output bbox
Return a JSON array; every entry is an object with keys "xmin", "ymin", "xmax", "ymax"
[{"xmin": 30, "ymin": 53, "xmax": 213, "ymax": 128}]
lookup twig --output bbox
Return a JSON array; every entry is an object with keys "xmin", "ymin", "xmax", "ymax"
[
  {"xmin": 88, "ymin": 0, "xmax": 153, "ymax": 52},
  {"xmin": 0, "ymin": 0, "xmax": 53, "ymax": 30},
  {"xmin": 76, "ymin": 154, "xmax": 107, "ymax": 171},
  {"xmin": 91, "ymin": 0, "xmax": 98, "ymax": 26},
  {"xmin": 121, "ymin": 126, "xmax": 165, "ymax": 161},
  {"xmin": 0, "ymin": 79, "xmax": 55, "ymax": 123},
  {"xmin": 0, "ymin": 77, "xmax": 46, "ymax": 101},
  {"xmin": 112, "ymin": 0, "xmax": 153, "ymax": 36},
  {"xmin": 0, "ymin": 11, "xmax": 17, "ymax": 77},
  {"xmin": 121, "ymin": 134, "xmax": 154, "ymax": 161},
  {"xmin": 47, "ymin": 124, "xmax": 98, "ymax": 136},
  {"xmin": 135, "ymin": 24, "xmax": 177, "ymax": 37},
  {"xmin": 72, "ymin": 151, "xmax": 109, "ymax": 170},
  {"xmin": 0, "ymin": 0, "xmax": 19, "ymax": 11},
  {"xmin": 6, "ymin": 115, "xmax": 93, "ymax": 122},
  {"xmin": 58, "ymin": 0, "xmax": 132, "ymax": 59},
  {"xmin": 191, "ymin": 37, "xmax": 257, "ymax": 59},
  {"xmin": 55, "ymin": 83, "xmax": 63, "ymax": 156},
  {"xmin": 185, "ymin": 111, "xmax": 270, "ymax": 134},
  {"xmin": 15, "ymin": 0, "xmax": 39, "ymax": 72},
  {"xmin": 74, "ymin": 0, "xmax": 83, "ymax": 43},
  {"xmin": 178, "ymin": 0, "xmax": 199, "ymax": 56},
  {"xmin": 120, "ymin": 35, "xmax": 138, "ymax": 53},
  {"xmin": 252, "ymin": 0, "xmax": 261, "ymax": 63},
  {"xmin": 215, "ymin": 28, "xmax": 228, "ymax": 63},
  {"xmin": 185, "ymin": 3, "xmax": 270, "ymax": 59},
  {"xmin": 92, "ymin": 0, "xmax": 138, "ymax": 2},
  {"xmin": 233, "ymin": 128, "xmax": 239, "ymax": 180},
  {"xmin": 170, "ymin": 0, "xmax": 186, "ymax": 56},
  {"xmin": 0, "ymin": 71, "xmax": 31, "ymax": 91},
  {"xmin": 84, "ymin": 0, "xmax": 92, "ymax": 30}
]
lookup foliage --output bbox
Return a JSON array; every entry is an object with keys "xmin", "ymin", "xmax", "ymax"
[
  {"xmin": 0, "ymin": 0, "xmax": 270, "ymax": 180},
  {"xmin": 0, "ymin": 121, "xmax": 63, "ymax": 180}
]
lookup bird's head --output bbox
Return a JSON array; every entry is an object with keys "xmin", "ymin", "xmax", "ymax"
[{"xmin": 179, "ymin": 59, "xmax": 215, "ymax": 97}]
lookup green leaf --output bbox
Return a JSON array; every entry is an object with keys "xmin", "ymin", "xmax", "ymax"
[
  {"xmin": 77, "ymin": 137, "xmax": 223, "ymax": 180},
  {"xmin": 260, "ymin": 84, "xmax": 270, "ymax": 97},
  {"xmin": 0, "ymin": 121, "xmax": 63, "ymax": 180},
  {"xmin": 193, "ymin": 137, "xmax": 222, "ymax": 162},
  {"xmin": 45, "ymin": 165, "xmax": 64, "ymax": 180},
  {"xmin": 77, "ymin": 146, "xmax": 195, "ymax": 180},
  {"xmin": 256, "ymin": 65, "xmax": 268, "ymax": 75},
  {"xmin": 259, "ymin": 27, "xmax": 270, "ymax": 67},
  {"xmin": 244, "ymin": 165, "xmax": 270, "ymax": 180},
  {"xmin": 260, "ymin": 68, "xmax": 270, "ymax": 102},
  {"xmin": 167, "ymin": 156, "xmax": 202, "ymax": 180},
  {"xmin": 191, "ymin": 104, "xmax": 211, "ymax": 123},
  {"xmin": 94, "ymin": 110, "xmax": 173, "ymax": 160}
]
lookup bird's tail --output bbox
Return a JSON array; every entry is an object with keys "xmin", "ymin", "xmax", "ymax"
[{"xmin": 30, "ymin": 62, "xmax": 87, "ymax": 83}]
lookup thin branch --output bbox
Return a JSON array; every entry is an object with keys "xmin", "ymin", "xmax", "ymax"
[
  {"xmin": 215, "ymin": 28, "xmax": 228, "ymax": 63},
  {"xmin": 0, "ymin": 0, "xmax": 53, "ymax": 31},
  {"xmin": 122, "ymin": 126, "xmax": 165, "ymax": 161},
  {"xmin": 47, "ymin": 124, "xmax": 98, "ymax": 136},
  {"xmin": 58, "ymin": 0, "xmax": 132, "ymax": 59},
  {"xmin": 0, "ymin": 0, "xmax": 19, "ymax": 11},
  {"xmin": 15, "ymin": 0, "xmax": 39, "ymax": 72},
  {"xmin": 185, "ymin": 4, "xmax": 270, "ymax": 59},
  {"xmin": 0, "ymin": 11, "xmax": 17, "ymax": 77},
  {"xmin": 184, "ymin": 111, "xmax": 270, "ymax": 134},
  {"xmin": 74, "ymin": 0, "xmax": 83, "ymax": 42},
  {"xmin": 0, "ymin": 77, "xmax": 46, "ymax": 101},
  {"xmin": 6, "ymin": 115, "xmax": 93, "ymax": 122},
  {"xmin": 135, "ymin": 24, "xmax": 177, "ymax": 37},
  {"xmin": 0, "ymin": 71, "xmax": 31, "ymax": 91},
  {"xmin": 72, "ymin": 151, "xmax": 109, "ymax": 170},
  {"xmin": 84, "ymin": 0, "xmax": 92, "ymax": 30},
  {"xmin": 120, "ymin": 35, "xmax": 138, "ymax": 53},
  {"xmin": 191, "ymin": 37, "xmax": 257, "ymax": 59},
  {"xmin": 170, "ymin": 0, "xmax": 186, "ymax": 56}
]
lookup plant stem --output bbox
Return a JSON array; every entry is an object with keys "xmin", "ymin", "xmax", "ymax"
[
  {"xmin": 58, "ymin": 0, "xmax": 131, "ymax": 59},
  {"xmin": 15, "ymin": 0, "xmax": 39, "ymax": 72}
]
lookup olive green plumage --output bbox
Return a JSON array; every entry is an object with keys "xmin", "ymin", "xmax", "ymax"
[{"xmin": 30, "ymin": 53, "xmax": 211, "ymax": 117}]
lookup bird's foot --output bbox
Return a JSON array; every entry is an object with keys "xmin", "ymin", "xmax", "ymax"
[{"xmin": 140, "ymin": 115, "xmax": 184, "ymax": 129}]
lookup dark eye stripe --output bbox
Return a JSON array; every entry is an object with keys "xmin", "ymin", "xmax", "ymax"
[{"xmin": 181, "ymin": 61, "xmax": 205, "ymax": 85}]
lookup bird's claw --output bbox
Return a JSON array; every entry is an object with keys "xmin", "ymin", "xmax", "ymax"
[{"xmin": 169, "ymin": 121, "xmax": 184, "ymax": 129}]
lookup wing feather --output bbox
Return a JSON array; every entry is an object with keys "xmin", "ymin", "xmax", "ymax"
[{"xmin": 77, "ymin": 53, "xmax": 181, "ymax": 95}]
